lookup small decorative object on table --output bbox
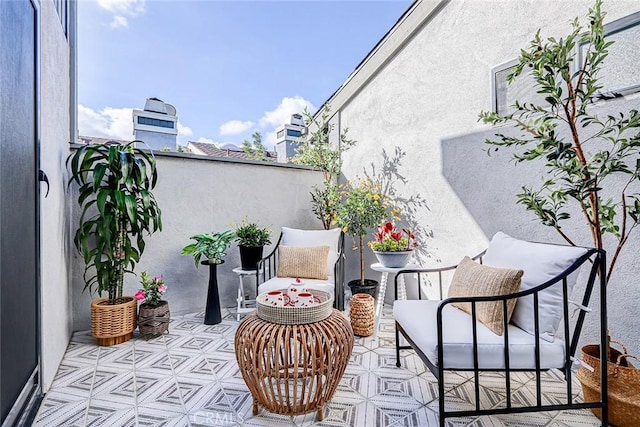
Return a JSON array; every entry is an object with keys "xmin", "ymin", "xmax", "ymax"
[
  {"xmin": 136, "ymin": 272, "xmax": 170, "ymax": 337},
  {"xmin": 235, "ymin": 290, "xmax": 353, "ymax": 421},
  {"xmin": 369, "ymin": 221, "xmax": 417, "ymax": 268},
  {"xmin": 350, "ymin": 293, "xmax": 374, "ymax": 337}
]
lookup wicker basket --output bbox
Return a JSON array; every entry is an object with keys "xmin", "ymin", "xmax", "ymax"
[
  {"xmin": 257, "ymin": 290, "xmax": 332, "ymax": 325},
  {"xmin": 577, "ymin": 342, "xmax": 640, "ymax": 427},
  {"xmin": 90, "ymin": 296, "xmax": 137, "ymax": 346},
  {"xmin": 350, "ymin": 293, "xmax": 374, "ymax": 336},
  {"xmin": 138, "ymin": 301, "xmax": 170, "ymax": 337}
]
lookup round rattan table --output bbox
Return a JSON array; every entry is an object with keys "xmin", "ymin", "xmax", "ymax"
[{"xmin": 234, "ymin": 310, "xmax": 354, "ymax": 421}]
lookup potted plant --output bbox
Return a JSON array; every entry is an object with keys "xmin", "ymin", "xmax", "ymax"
[
  {"xmin": 368, "ymin": 221, "xmax": 417, "ymax": 268},
  {"xmin": 181, "ymin": 230, "xmax": 234, "ymax": 325},
  {"xmin": 136, "ymin": 272, "xmax": 169, "ymax": 337},
  {"xmin": 67, "ymin": 141, "xmax": 162, "ymax": 346},
  {"xmin": 180, "ymin": 230, "xmax": 235, "ymax": 266},
  {"xmin": 479, "ymin": 1, "xmax": 640, "ymax": 423},
  {"xmin": 234, "ymin": 220, "xmax": 271, "ymax": 270},
  {"xmin": 335, "ymin": 176, "xmax": 390, "ymax": 297}
]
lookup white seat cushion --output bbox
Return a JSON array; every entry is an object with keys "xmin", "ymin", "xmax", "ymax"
[
  {"xmin": 482, "ymin": 232, "xmax": 588, "ymax": 342},
  {"xmin": 258, "ymin": 277, "xmax": 334, "ymax": 297},
  {"xmin": 394, "ymin": 300, "xmax": 566, "ymax": 370},
  {"xmin": 281, "ymin": 227, "xmax": 341, "ymax": 280}
]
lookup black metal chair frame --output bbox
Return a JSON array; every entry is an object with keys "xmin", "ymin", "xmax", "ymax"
[
  {"xmin": 255, "ymin": 231, "xmax": 346, "ymax": 311},
  {"xmin": 394, "ymin": 246, "xmax": 608, "ymax": 427}
]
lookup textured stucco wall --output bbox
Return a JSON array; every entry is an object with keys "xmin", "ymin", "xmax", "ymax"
[
  {"xmin": 332, "ymin": 0, "xmax": 640, "ymax": 352},
  {"xmin": 39, "ymin": 0, "xmax": 74, "ymax": 391},
  {"xmin": 70, "ymin": 153, "xmax": 324, "ymax": 331}
]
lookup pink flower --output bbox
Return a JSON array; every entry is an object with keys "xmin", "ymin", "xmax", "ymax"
[
  {"xmin": 154, "ymin": 275, "xmax": 163, "ymax": 282},
  {"xmin": 135, "ymin": 290, "xmax": 146, "ymax": 301},
  {"xmin": 158, "ymin": 284, "xmax": 167, "ymax": 293}
]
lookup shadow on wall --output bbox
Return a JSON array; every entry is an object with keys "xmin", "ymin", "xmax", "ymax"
[{"xmin": 363, "ymin": 146, "xmax": 438, "ymax": 264}]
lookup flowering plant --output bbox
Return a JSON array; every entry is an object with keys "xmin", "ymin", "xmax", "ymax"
[
  {"xmin": 135, "ymin": 272, "xmax": 167, "ymax": 306},
  {"xmin": 368, "ymin": 222, "xmax": 417, "ymax": 252}
]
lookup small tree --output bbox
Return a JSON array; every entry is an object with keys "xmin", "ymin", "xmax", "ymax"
[
  {"xmin": 479, "ymin": 0, "xmax": 640, "ymax": 283},
  {"xmin": 292, "ymin": 105, "xmax": 356, "ymax": 229},
  {"xmin": 242, "ymin": 131, "xmax": 268, "ymax": 161},
  {"xmin": 335, "ymin": 177, "xmax": 390, "ymax": 284}
]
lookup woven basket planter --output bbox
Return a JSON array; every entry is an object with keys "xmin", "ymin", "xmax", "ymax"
[
  {"xmin": 138, "ymin": 301, "xmax": 170, "ymax": 337},
  {"xmin": 350, "ymin": 293, "xmax": 375, "ymax": 337},
  {"xmin": 235, "ymin": 310, "xmax": 354, "ymax": 421},
  {"xmin": 577, "ymin": 343, "xmax": 640, "ymax": 427},
  {"xmin": 90, "ymin": 296, "xmax": 137, "ymax": 346}
]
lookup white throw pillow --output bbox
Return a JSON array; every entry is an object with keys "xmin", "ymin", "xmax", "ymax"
[
  {"xmin": 281, "ymin": 227, "xmax": 341, "ymax": 280},
  {"xmin": 482, "ymin": 232, "xmax": 588, "ymax": 342}
]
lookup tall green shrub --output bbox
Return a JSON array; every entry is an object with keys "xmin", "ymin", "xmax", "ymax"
[{"xmin": 479, "ymin": 0, "xmax": 640, "ymax": 282}]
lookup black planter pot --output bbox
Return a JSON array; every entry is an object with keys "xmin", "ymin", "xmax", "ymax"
[
  {"xmin": 201, "ymin": 260, "xmax": 224, "ymax": 325},
  {"xmin": 348, "ymin": 279, "xmax": 379, "ymax": 300},
  {"xmin": 239, "ymin": 245, "xmax": 263, "ymax": 270}
]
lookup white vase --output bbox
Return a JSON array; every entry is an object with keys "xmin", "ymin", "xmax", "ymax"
[{"xmin": 373, "ymin": 250, "xmax": 413, "ymax": 268}]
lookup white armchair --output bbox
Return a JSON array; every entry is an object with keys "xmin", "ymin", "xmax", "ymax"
[
  {"xmin": 256, "ymin": 227, "xmax": 346, "ymax": 310},
  {"xmin": 393, "ymin": 232, "xmax": 608, "ymax": 426}
]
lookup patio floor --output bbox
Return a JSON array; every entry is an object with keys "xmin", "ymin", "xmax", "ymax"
[{"xmin": 35, "ymin": 306, "xmax": 601, "ymax": 426}]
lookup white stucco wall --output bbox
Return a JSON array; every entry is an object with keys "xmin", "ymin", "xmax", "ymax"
[
  {"xmin": 70, "ymin": 153, "xmax": 324, "ymax": 331},
  {"xmin": 39, "ymin": 0, "xmax": 74, "ymax": 391},
  {"xmin": 329, "ymin": 1, "xmax": 640, "ymax": 353}
]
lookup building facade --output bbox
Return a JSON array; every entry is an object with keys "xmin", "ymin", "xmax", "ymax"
[
  {"xmin": 133, "ymin": 98, "xmax": 179, "ymax": 151},
  {"xmin": 275, "ymin": 113, "xmax": 306, "ymax": 162}
]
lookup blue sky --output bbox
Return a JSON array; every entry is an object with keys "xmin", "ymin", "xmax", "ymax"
[{"xmin": 78, "ymin": 0, "xmax": 413, "ymax": 148}]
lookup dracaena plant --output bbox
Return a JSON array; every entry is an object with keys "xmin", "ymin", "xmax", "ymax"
[
  {"xmin": 67, "ymin": 142, "xmax": 162, "ymax": 303},
  {"xmin": 479, "ymin": 0, "xmax": 640, "ymax": 283}
]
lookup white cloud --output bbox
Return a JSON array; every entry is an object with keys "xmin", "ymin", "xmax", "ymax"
[
  {"xmin": 177, "ymin": 123, "xmax": 192, "ymax": 137},
  {"xmin": 259, "ymin": 96, "xmax": 315, "ymax": 128},
  {"xmin": 79, "ymin": 104, "xmax": 193, "ymax": 146},
  {"xmin": 195, "ymin": 137, "xmax": 216, "ymax": 145},
  {"xmin": 96, "ymin": 0, "xmax": 146, "ymax": 29},
  {"xmin": 78, "ymin": 104, "xmax": 134, "ymax": 140},
  {"xmin": 109, "ymin": 15, "xmax": 129, "ymax": 29},
  {"xmin": 219, "ymin": 120, "xmax": 254, "ymax": 136}
]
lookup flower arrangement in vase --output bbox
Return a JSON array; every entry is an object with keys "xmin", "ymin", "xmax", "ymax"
[
  {"xmin": 368, "ymin": 222, "xmax": 417, "ymax": 268},
  {"xmin": 136, "ymin": 272, "xmax": 170, "ymax": 337}
]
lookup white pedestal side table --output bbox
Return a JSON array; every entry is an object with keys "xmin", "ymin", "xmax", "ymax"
[
  {"xmin": 232, "ymin": 267, "xmax": 257, "ymax": 321},
  {"xmin": 370, "ymin": 262, "xmax": 421, "ymax": 340}
]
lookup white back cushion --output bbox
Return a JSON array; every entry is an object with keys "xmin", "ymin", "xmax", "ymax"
[
  {"xmin": 482, "ymin": 232, "xmax": 588, "ymax": 342},
  {"xmin": 281, "ymin": 227, "xmax": 341, "ymax": 280}
]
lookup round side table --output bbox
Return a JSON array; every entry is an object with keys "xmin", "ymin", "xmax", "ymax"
[
  {"xmin": 234, "ymin": 310, "xmax": 354, "ymax": 421},
  {"xmin": 370, "ymin": 262, "xmax": 421, "ymax": 340}
]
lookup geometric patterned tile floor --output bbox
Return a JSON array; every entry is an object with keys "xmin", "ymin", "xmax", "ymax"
[{"xmin": 35, "ymin": 306, "xmax": 601, "ymax": 426}]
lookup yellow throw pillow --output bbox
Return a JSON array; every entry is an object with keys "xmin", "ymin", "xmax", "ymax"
[
  {"xmin": 277, "ymin": 245, "xmax": 330, "ymax": 280},
  {"xmin": 448, "ymin": 256, "xmax": 523, "ymax": 335}
]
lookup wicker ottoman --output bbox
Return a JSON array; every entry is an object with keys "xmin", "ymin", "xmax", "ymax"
[{"xmin": 234, "ymin": 310, "xmax": 354, "ymax": 421}]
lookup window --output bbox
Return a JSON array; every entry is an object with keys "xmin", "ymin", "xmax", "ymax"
[
  {"xmin": 286, "ymin": 129, "xmax": 302, "ymax": 137},
  {"xmin": 492, "ymin": 59, "xmax": 546, "ymax": 116},
  {"xmin": 493, "ymin": 11, "xmax": 640, "ymax": 114},
  {"xmin": 137, "ymin": 116, "xmax": 175, "ymax": 129},
  {"xmin": 578, "ymin": 11, "xmax": 640, "ymax": 97},
  {"xmin": 277, "ymin": 130, "xmax": 285, "ymax": 139},
  {"xmin": 53, "ymin": 0, "xmax": 68, "ymax": 37}
]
